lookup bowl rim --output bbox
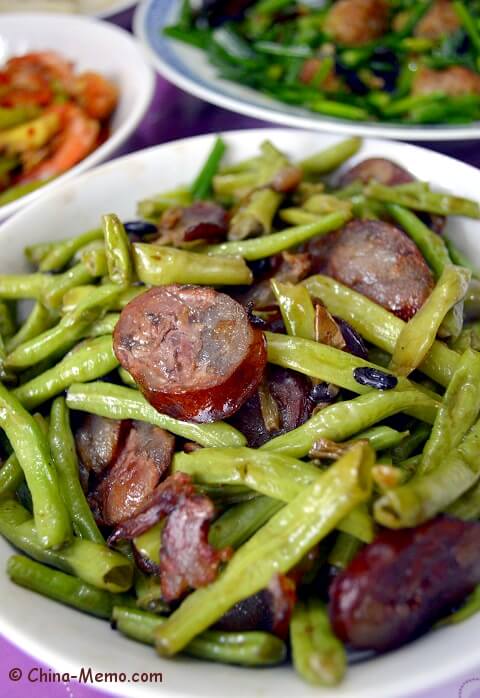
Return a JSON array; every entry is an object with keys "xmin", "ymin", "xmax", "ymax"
[
  {"xmin": 0, "ymin": 11, "xmax": 155, "ymax": 220},
  {"xmin": 133, "ymin": 0, "xmax": 480, "ymax": 143},
  {"xmin": 1, "ymin": 127, "xmax": 480, "ymax": 698}
]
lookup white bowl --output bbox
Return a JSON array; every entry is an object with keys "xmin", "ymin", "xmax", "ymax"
[
  {"xmin": 0, "ymin": 1, "xmax": 137, "ymax": 18},
  {"xmin": 0, "ymin": 12, "xmax": 154, "ymax": 220},
  {"xmin": 134, "ymin": 0, "xmax": 480, "ymax": 143},
  {"xmin": 0, "ymin": 129, "xmax": 479, "ymax": 698}
]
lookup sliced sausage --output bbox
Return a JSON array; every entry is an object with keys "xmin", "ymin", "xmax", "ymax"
[
  {"xmin": 75, "ymin": 414, "xmax": 128, "ymax": 476},
  {"xmin": 330, "ymin": 516, "xmax": 480, "ymax": 652},
  {"xmin": 338, "ymin": 157, "xmax": 413, "ymax": 188},
  {"xmin": 94, "ymin": 421, "xmax": 175, "ymax": 525},
  {"xmin": 230, "ymin": 365, "xmax": 313, "ymax": 448},
  {"xmin": 413, "ymin": 66, "xmax": 480, "ymax": 97},
  {"xmin": 306, "ymin": 220, "xmax": 435, "ymax": 320},
  {"xmin": 414, "ymin": 0, "xmax": 460, "ymax": 39},
  {"xmin": 324, "ymin": 0, "xmax": 389, "ymax": 47},
  {"xmin": 114, "ymin": 285, "xmax": 267, "ymax": 423},
  {"xmin": 156, "ymin": 202, "xmax": 228, "ymax": 246}
]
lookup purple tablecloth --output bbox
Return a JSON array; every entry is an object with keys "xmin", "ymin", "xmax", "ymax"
[{"xmin": 2, "ymin": 7, "xmax": 480, "ymax": 698}]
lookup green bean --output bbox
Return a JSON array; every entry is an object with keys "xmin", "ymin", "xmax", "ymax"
[
  {"xmin": 49, "ymin": 398, "xmax": 104, "ymax": 544},
  {"xmin": 391, "ymin": 423, "xmax": 431, "ymax": 464},
  {"xmin": 386, "ymin": 204, "xmax": 450, "ymax": 278},
  {"xmin": 290, "ymin": 599, "xmax": 346, "ymax": 686},
  {"xmin": 209, "ymin": 496, "xmax": 283, "ymax": 550},
  {"xmin": 102, "ymin": 214, "xmax": 133, "ymax": 287},
  {"xmin": 271, "ymin": 279, "xmax": 315, "ymax": 340},
  {"xmin": 0, "ymin": 301, "xmax": 15, "ymax": 340},
  {"xmin": 0, "ymin": 383, "xmax": 69, "ymax": 548},
  {"xmin": 309, "ymin": 100, "xmax": 370, "ymax": 121},
  {"xmin": 38, "ymin": 228, "xmax": 103, "ymax": 272},
  {"xmin": 87, "ymin": 313, "xmax": 119, "ymax": 338},
  {"xmin": 300, "ymin": 137, "xmax": 362, "ymax": 174},
  {"xmin": 154, "ymin": 442, "xmax": 373, "ymax": 656},
  {"xmin": 6, "ymin": 285, "xmax": 120, "ymax": 370},
  {"xmin": 191, "ymin": 137, "xmax": 226, "ymax": 200},
  {"xmin": 279, "ymin": 208, "xmax": 319, "ymax": 225},
  {"xmin": 213, "ymin": 171, "xmax": 258, "ymax": 199},
  {"xmin": 13, "ymin": 335, "xmax": 118, "ymax": 411},
  {"xmin": 133, "ymin": 522, "xmax": 162, "ymax": 566},
  {"xmin": 203, "ymin": 212, "xmax": 350, "ymax": 260},
  {"xmin": 375, "ymin": 417, "xmax": 480, "ymax": 528},
  {"xmin": 303, "ymin": 275, "xmax": 459, "ymax": 387},
  {"xmin": 6, "ymin": 303, "xmax": 57, "ymax": 353},
  {"xmin": 118, "ymin": 366, "xmax": 137, "ymax": 388},
  {"xmin": 355, "ymin": 426, "xmax": 409, "ymax": 452},
  {"xmin": 137, "ymin": 187, "xmax": 192, "ymax": 220},
  {"xmin": 24, "ymin": 241, "xmax": 56, "ymax": 267},
  {"xmin": 229, "ymin": 188, "xmax": 282, "ymax": 240},
  {"xmin": 365, "ymin": 181, "xmax": 480, "ymax": 218},
  {"xmin": 447, "ymin": 476, "xmax": 480, "ymax": 519},
  {"xmin": 113, "ymin": 607, "xmax": 286, "ymax": 666},
  {"xmin": 266, "ymin": 332, "xmax": 439, "ymax": 423},
  {"xmin": 7, "ymin": 555, "xmax": 130, "ymax": 619},
  {"xmin": 420, "ymin": 348, "xmax": 480, "ymax": 475},
  {"xmin": 0, "ymin": 273, "xmax": 49, "ymax": 301},
  {"xmin": 0, "ymin": 499, "xmax": 132, "ymax": 592},
  {"xmin": 43, "ymin": 263, "xmax": 97, "ymax": 309},
  {"xmin": 262, "ymin": 390, "xmax": 437, "ymax": 458},
  {"xmin": 80, "ymin": 247, "xmax": 108, "ymax": 278},
  {"xmin": 389, "ymin": 266, "xmax": 470, "ymax": 377},
  {"xmin": 328, "ymin": 532, "xmax": 362, "ymax": 570},
  {"xmin": 66, "ymin": 382, "xmax": 246, "ymax": 448},
  {"xmin": 132, "ymin": 244, "xmax": 252, "ymax": 286},
  {"xmin": 62, "ymin": 286, "xmax": 145, "ymax": 314},
  {"xmin": 0, "ymin": 452, "xmax": 23, "ymax": 499}
]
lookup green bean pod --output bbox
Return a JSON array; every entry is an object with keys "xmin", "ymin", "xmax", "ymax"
[
  {"xmin": 229, "ymin": 188, "xmax": 282, "ymax": 240},
  {"xmin": 66, "ymin": 382, "xmax": 246, "ymax": 448},
  {"xmin": 154, "ymin": 442, "xmax": 373, "ymax": 656},
  {"xmin": 7, "ymin": 555, "xmax": 130, "ymax": 619},
  {"xmin": 113, "ymin": 607, "xmax": 286, "ymax": 666},
  {"xmin": 38, "ymin": 228, "xmax": 103, "ymax": 272},
  {"xmin": 0, "ymin": 384, "xmax": 70, "ymax": 548},
  {"xmin": 6, "ymin": 303, "xmax": 57, "ymax": 353},
  {"xmin": 271, "ymin": 279, "xmax": 316, "ymax": 340},
  {"xmin": 133, "ymin": 244, "xmax": 253, "ymax": 286},
  {"xmin": 300, "ymin": 137, "xmax": 362, "ymax": 175},
  {"xmin": 102, "ymin": 214, "xmax": 134, "ymax": 287},
  {"xmin": 0, "ymin": 499, "xmax": 132, "ymax": 592},
  {"xmin": 209, "ymin": 496, "xmax": 284, "ymax": 550},
  {"xmin": 49, "ymin": 397, "xmax": 104, "ymax": 544},
  {"xmin": 290, "ymin": 599, "xmax": 346, "ymax": 686},
  {"xmin": 366, "ymin": 181, "xmax": 480, "ymax": 218}
]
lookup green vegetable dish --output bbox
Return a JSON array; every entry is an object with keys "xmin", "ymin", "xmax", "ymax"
[
  {"xmin": 3, "ymin": 135, "xmax": 480, "ymax": 686},
  {"xmin": 165, "ymin": 0, "xmax": 480, "ymax": 125}
]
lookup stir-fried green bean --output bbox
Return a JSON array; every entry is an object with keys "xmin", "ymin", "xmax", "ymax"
[
  {"xmin": 203, "ymin": 212, "xmax": 350, "ymax": 260},
  {"xmin": 304, "ymin": 275, "xmax": 459, "ymax": 387},
  {"xmin": 271, "ymin": 279, "xmax": 316, "ymax": 340},
  {"xmin": 191, "ymin": 137, "xmax": 226, "ymax": 201},
  {"xmin": 113, "ymin": 607, "xmax": 286, "ymax": 666},
  {"xmin": 290, "ymin": 599, "xmax": 346, "ymax": 686},
  {"xmin": 300, "ymin": 138, "xmax": 361, "ymax": 175},
  {"xmin": 366, "ymin": 182, "xmax": 480, "ymax": 218},
  {"xmin": 0, "ymin": 383, "xmax": 69, "ymax": 548},
  {"xmin": 133, "ymin": 244, "xmax": 252, "ymax": 286},
  {"xmin": 389, "ymin": 266, "xmax": 470, "ymax": 377},
  {"xmin": 447, "ymin": 479, "xmax": 480, "ymax": 521},
  {"xmin": 38, "ymin": 228, "xmax": 103, "ymax": 273},
  {"xmin": 66, "ymin": 382, "xmax": 246, "ymax": 448},
  {"xmin": 7, "ymin": 555, "xmax": 130, "ymax": 619},
  {"xmin": 209, "ymin": 496, "xmax": 283, "ymax": 550},
  {"xmin": 154, "ymin": 442, "xmax": 373, "ymax": 656},
  {"xmin": 13, "ymin": 335, "xmax": 118, "ymax": 411},
  {"xmin": 0, "ymin": 499, "xmax": 132, "ymax": 592},
  {"xmin": 229, "ymin": 188, "xmax": 282, "ymax": 240},
  {"xmin": 5, "ymin": 303, "xmax": 57, "ymax": 353},
  {"xmin": 49, "ymin": 398, "xmax": 104, "ymax": 544},
  {"xmin": 102, "ymin": 214, "xmax": 134, "ymax": 287}
]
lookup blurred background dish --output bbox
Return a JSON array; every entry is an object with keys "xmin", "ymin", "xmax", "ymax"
[
  {"xmin": 134, "ymin": 0, "xmax": 480, "ymax": 141},
  {"xmin": 0, "ymin": 1, "xmax": 137, "ymax": 19},
  {"xmin": 0, "ymin": 12, "xmax": 154, "ymax": 219}
]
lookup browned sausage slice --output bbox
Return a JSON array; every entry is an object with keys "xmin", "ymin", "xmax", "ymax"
[
  {"xmin": 338, "ymin": 157, "xmax": 413, "ymax": 188},
  {"xmin": 306, "ymin": 220, "xmax": 435, "ymax": 320},
  {"xmin": 75, "ymin": 414, "xmax": 128, "ymax": 476},
  {"xmin": 114, "ymin": 285, "xmax": 267, "ymax": 423}
]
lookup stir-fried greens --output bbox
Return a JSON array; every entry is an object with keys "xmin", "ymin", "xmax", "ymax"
[
  {"xmin": 165, "ymin": 0, "xmax": 480, "ymax": 124},
  {"xmin": 2, "ymin": 135, "xmax": 480, "ymax": 686}
]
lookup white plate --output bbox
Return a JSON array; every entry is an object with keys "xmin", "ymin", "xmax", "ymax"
[
  {"xmin": 134, "ymin": 0, "xmax": 480, "ymax": 143},
  {"xmin": 0, "ymin": 12, "xmax": 154, "ymax": 220},
  {"xmin": 0, "ymin": 1, "xmax": 137, "ymax": 19},
  {"xmin": 0, "ymin": 129, "xmax": 479, "ymax": 698}
]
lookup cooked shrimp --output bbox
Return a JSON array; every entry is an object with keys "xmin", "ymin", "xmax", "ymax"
[
  {"xmin": 0, "ymin": 51, "xmax": 74, "ymax": 107},
  {"xmin": 324, "ymin": 0, "xmax": 389, "ymax": 47},
  {"xmin": 72, "ymin": 71, "xmax": 118, "ymax": 121},
  {"xmin": 17, "ymin": 103, "xmax": 99, "ymax": 183}
]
